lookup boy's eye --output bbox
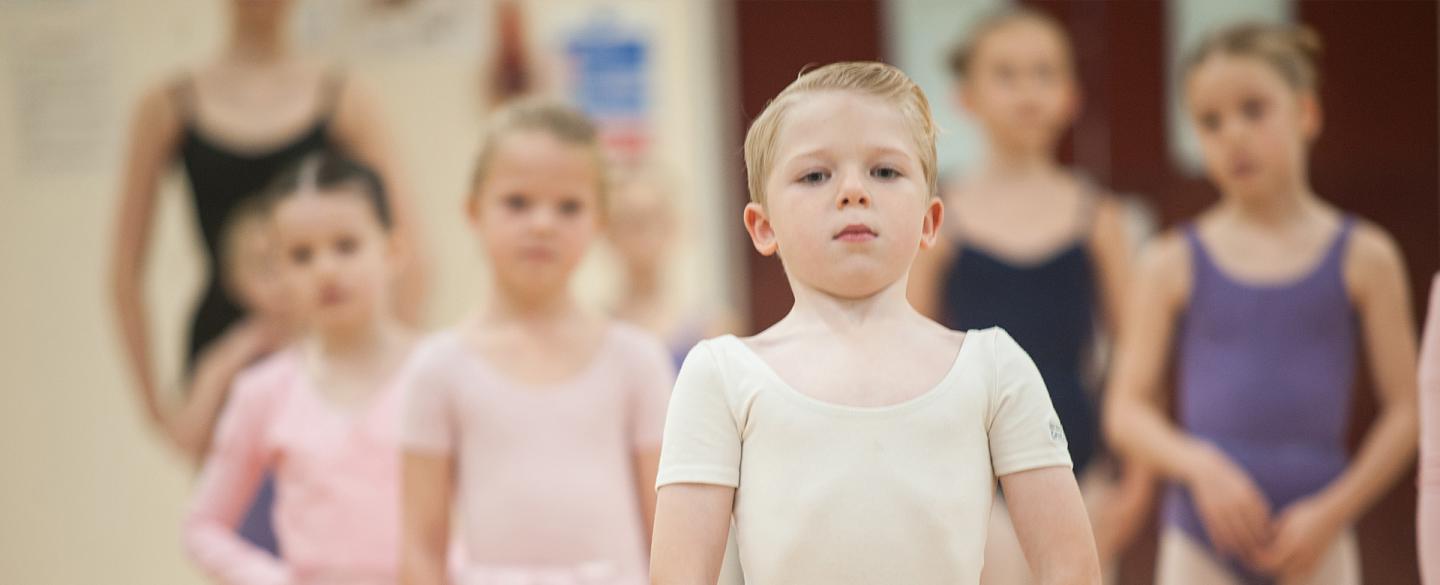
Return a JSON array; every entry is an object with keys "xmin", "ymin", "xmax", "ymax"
[
  {"xmin": 335, "ymin": 236, "xmax": 359, "ymax": 255},
  {"xmin": 871, "ymin": 166, "xmax": 902, "ymax": 180},
  {"xmin": 289, "ymin": 245, "xmax": 313, "ymax": 265},
  {"xmin": 558, "ymin": 199, "xmax": 584, "ymax": 216},
  {"xmin": 799, "ymin": 170, "xmax": 830, "ymax": 185}
]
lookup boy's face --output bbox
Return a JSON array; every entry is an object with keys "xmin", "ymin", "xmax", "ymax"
[{"xmin": 745, "ymin": 91, "xmax": 942, "ymax": 300}]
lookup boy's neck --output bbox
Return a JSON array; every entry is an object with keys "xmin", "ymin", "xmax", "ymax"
[{"xmin": 782, "ymin": 276, "xmax": 920, "ymax": 336}]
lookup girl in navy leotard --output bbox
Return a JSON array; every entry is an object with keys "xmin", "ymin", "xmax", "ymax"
[
  {"xmin": 1105, "ymin": 23, "xmax": 1420, "ymax": 585},
  {"xmin": 908, "ymin": 7, "xmax": 1154, "ymax": 580}
]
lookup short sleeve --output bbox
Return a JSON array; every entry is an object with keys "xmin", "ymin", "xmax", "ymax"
[
  {"xmin": 655, "ymin": 341, "xmax": 742, "ymax": 490},
  {"xmin": 986, "ymin": 329, "xmax": 1073, "ymax": 477},
  {"xmin": 400, "ymin": 341, "xmax": 457, "ymax": 454},
  {"xmin": 626, "ymin": 333, "xmax": 677, "ymax": 449}
]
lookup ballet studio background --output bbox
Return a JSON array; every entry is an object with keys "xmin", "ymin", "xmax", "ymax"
[{"xmin": 1, "ymin": 1, "xmax": 1437, "ymax": 584}]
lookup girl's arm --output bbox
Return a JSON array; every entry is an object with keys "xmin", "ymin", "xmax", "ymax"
[
  {"xmin": 1104, "ymin": 234, "xmax": 1272, "ymax": 560},
  {"xmin": 401, "ymin": 451, "xmax": 453, "ymax": 585},
  {"xmin": 1085, "ymin": 197, "xmax": 1156, "ymax": 563},
  {"xmin": 109, "ymin": 83, "xmax": 182, "ymax": 429},
  {"xmin": 183, "ymin": 379, "xmax": 286, "ymax": 585},
  {"xmin": 1002, "ymin": 467, "xmax": 1101, "ymax": 585},
  {"xmin": 165, "ymin": 321, "xmax": 280, "ymax": 465},
  {"xmin": 650, "ymin": 484, "xmax": 735, "ymax": 585},
  {"xmin": 1257, "ymin": 225, "xmax": 1420, "ymax": 580},
  {"xmin": 633, "ymin": 449, "xmax": 661, "ymax": 545},
  {"xmin": 331, "ymin": 76, "xmax": 429, "ymax": 325},
  {"xmin": 1419, "ymin": 273, "xmax": 1440, "ymax": 584}
]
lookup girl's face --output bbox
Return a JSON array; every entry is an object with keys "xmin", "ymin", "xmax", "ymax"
[
  {"xmin": 1186, "ymin": 55, "xmax": 1319, "ymax": 201},
  {"xmin": 272, "ymin": 190, "xmax": 394, "ymax": 333},
  {"xmin": 747, "ymin": 91, "xmax": 942, "ymax": 300},
  {"xmin": 469, "ymin": 131, "xmax": 603, "ymax": 299},
  {"xmin": 225, "ymin": 219, "xmax": 297, "ymax": 325},
  {"xmin": 607, "ymin": 182, "xmax": 674, "ymax": 274},
  {"xmin": 960, "ymin": 20, "xmax": 1078, "ymax": 155}
]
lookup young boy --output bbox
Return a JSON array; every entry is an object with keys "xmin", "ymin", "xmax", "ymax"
[{"xmin": 650, "ymin": 62, "xmax": 1100, "ymax": 585}]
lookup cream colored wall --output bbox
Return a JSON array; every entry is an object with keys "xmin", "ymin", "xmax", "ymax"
[{"xmin": 0, "ymin": 1, "xmax": 735, "ymax": 583}]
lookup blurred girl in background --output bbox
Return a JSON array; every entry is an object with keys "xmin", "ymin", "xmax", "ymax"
[
  {"xmin": 908, "ymin": 8, "xmax": 1153, "ymax": 581},
  {"xmin": 1105, "ymin": 23, "xmax": 1419, "ymax": 585},
  {"xmin": 401, "ymin": 100, "xmax": 673, "ymax": 585},
  {"xmin": 185, "ymin": 152, "xmax": 416, "ymax": 585}
]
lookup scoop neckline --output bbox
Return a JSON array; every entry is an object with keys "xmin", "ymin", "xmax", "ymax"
[
  {"xmin": 1189, "ymin": 218, "xmax": 1350, "ymax": 292},
  {"xmin": 453, "ymin": 324, "xmax": 618, "ymax": 394},
  {"xmin": 716, "ymin": 329, "xmax": 978, "ymax": 417}
]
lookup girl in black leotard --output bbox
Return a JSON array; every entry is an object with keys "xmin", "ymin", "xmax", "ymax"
[
  {"xmin": 108, "ymin": 0, "xmax": 426, "ymax": 554},
  {"xmin": 907, "ymin": 7, "xmax": 1153, "ymax": 581}
]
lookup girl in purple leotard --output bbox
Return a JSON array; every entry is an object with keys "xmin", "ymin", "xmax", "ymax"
[{"xmin": 1104, "ymin": 23, "xmax": 1420, "ymax": 585}]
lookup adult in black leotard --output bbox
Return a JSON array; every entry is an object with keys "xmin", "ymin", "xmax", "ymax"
[{"xmin": 172, "ymin": 72, "xmax": 339, "ymax": 364}]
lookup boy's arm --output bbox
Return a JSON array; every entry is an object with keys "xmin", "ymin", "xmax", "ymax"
[
  {"xmin": 1001, "ymin": 467, "xmax": 1101, "ymax": 585},
  {"xmin": 651, "ymin": 484, "xmax": 735, "ymax": 585},
  {"xmin": 401, "ymin": 451, "xmax": 453, "ymax": 585}
]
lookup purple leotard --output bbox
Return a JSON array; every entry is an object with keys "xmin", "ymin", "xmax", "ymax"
[{"xmin": 1164, "ymin": 217, "xmax": 1357, "ymax": 584}]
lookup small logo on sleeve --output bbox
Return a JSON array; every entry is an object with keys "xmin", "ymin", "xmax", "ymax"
[{"xmin": 1049, "ymin": 420, "xmax": 1067, "ymax": 445}]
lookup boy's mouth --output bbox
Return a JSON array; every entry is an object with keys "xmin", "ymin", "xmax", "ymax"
[{"xmin": 834, "ymin": 223, "xmax": 878, "ymax": 242}]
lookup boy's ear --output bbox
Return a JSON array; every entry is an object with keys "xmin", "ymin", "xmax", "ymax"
[
  {"xmin": 743, "ymin": 201, "xmax": 779, "ymax": 256},
  {"xmin": 919, "ymin": 196, "xmax": 945, "ymax": 250}
]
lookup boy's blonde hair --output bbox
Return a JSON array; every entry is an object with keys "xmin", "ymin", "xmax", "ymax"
[
  {"xmin": 743, "ymin": 62, "xmax": 938, "ymax": 205},
  {"xmin": 1182, "ymin": 22, "xmax": 1323, "ymax": 92},
  {"xmin": 470, "ymin": 97, "xmax": 608, "ymax": 205}
]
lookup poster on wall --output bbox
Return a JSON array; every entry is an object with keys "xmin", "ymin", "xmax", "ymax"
[
  {"xmin": 4, "ymin": 2, "xmax": 112, "ymax": 178},
  {"xmin": 561, "ymin": 8, "xmax": 653, "ymax": 164},
  {"xmin": 295, "ymin": 0, "xmax": 487, "ymax": 58}
]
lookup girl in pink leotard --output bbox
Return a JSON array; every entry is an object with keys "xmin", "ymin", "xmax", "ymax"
[
  {"xmin": 399, "ymin": 100, "xmax": 674, "ymax": 585},
  {"xmin": 184, "ymin": 152, "xmax": 416, "ymax": 585}
]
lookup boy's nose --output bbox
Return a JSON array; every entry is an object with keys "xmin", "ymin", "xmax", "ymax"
[{"xmin": 835, "ymin": 173, "xmax": 871, "ymax": 209}]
